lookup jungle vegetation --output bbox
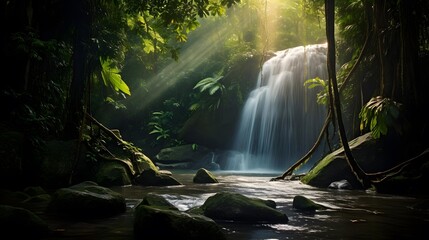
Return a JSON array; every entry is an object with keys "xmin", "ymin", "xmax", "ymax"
[{"xmin": 1, "ymin": 0, "xmax": 428, "ymax": 189}]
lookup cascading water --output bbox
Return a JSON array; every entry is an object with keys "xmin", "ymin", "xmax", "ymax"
[{"xmin": 227, "ymin": 44, "xmax": 328, "ymax": 172}]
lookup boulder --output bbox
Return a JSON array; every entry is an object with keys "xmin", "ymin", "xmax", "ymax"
[
  {"xmin": 133, "ymin": 152, "xmax": 158, "ymax": 174},
  {"xmin": 199, "ymin": 192, "xmax": 288, "ymax": 223},
  {"xmin": 134, "ymin": 205, "xmax": 226, "ymax": 240},
  {"xmin": 134, "ymin": 169, "xmax": 182, "ymax": 186},
  {"xmin": 155, "ymin": 144, "xmax": 210, "ymax": 166},
  {"xmin": 301, "ymin": 133, "xmax": 403, "ymax": 189},
  {"xmin": 0, "ymin": 205, "xmax": 51, "ymax": 239},
  {"xmin": 47, "ymin": 181, "xmax": 126, "ymax": 219},
  {"xmin": 193, "ymin": 168, "xmax": 219, "ymax": 184},
  {"xmin": 139, "ymin": 193, "xmax": 178, "ymax": 211},
  {"xmin": 292, "ymin": 195, "xmax": 327, "ymax": 212},
  {"xmin": 95, "ymin": 161, "xmax": 132, "ymax": 187}
]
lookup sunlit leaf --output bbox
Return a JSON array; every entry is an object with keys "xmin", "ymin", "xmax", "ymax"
[
  {"xmin": 209, "ymin": 85, "xmax": 220, "ymax": 95},
  {"xmin": 100, "ymin": 58, "xmax": 131, "ymax": 96},
  {"xmin": 143, "ymin": 39, "xmax": 155, "ymax": 53}
]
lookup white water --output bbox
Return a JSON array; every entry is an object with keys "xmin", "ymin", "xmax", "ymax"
[{"xmin": 228, "ymin": 44, "xmax": 328, "ymax": 171}]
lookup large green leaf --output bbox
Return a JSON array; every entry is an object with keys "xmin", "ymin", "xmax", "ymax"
[
  {"xmin": 359, "ymin": 96, "xmax": 403, "ymax": 139},
  {"xmin": 100, "ymin": 58, "xmax": 131, "ymax": 96}
]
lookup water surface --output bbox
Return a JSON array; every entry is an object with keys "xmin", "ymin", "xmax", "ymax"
[{"xmin": 115, "ymin": 170, "xmax": 428, "ymax": 240}]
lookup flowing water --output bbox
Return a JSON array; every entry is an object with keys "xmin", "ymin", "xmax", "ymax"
[
  {"xmin": 45, "ymin": 171, "xmax": 428, "ymax": 240},
  {"xmin": 40, "ymin": 44, "xmax": 428, "ymax": 239},
  {"xmin": 228, "ymin": 44, "xmax": 328, "ymax": 171}
]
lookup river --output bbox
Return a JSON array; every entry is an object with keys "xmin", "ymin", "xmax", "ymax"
[{"xmin": 44, "ymin": 170, "xmax": 428, "ymax": 240}]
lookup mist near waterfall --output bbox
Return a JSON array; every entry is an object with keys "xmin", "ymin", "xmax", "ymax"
[{"xmin": 227, "ymin": 44, "xmax": 328, "ymax": 172}]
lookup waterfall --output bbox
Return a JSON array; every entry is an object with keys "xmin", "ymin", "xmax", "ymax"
[{"xmin": 228, "ymin": 44, "xmax": 328, "ymax": 172}]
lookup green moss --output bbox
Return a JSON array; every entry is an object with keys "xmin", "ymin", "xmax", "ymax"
[
  {"xmin": 301, "ymin": 153, "xmax": 337, "ymax": 184},
  {"xmin": 292, "ymin": 195, "xmax": 327, "ymax": 212},
  {"xmin": 201, "ymin": 192, "xmax": 288, "ymax": 223}
]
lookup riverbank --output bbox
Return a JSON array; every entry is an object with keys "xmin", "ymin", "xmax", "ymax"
[{"xmin": 1, "ymin": 170, "xmax": 428, "ymax": 239}]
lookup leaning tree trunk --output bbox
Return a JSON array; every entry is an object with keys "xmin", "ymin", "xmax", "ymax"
[{"xmin": 325, "ymin": 0, "xmax": 370, "ymax": 188}]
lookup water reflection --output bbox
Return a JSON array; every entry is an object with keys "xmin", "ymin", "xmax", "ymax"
[{"xmin": 110, "ymin": 170, "xmax": 427, "ymax": 240}]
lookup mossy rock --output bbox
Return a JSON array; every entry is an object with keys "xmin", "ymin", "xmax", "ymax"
[
  {"xmin": 134, "ymin": 205, "xmax": 226, "ymax": 240},
  {"xmin": 48, "ymin": 181, "xmax": 126, "ymax": 219},
  {"xmin": 139, "ymin": 193, "xmax": 178, "ymax": 211},
  {"xmin": 301, "ymin": 133, "xmax": 400, "ymax": 189},
  {"xmin": 134, "ymin": 152, "xmax": 158, "ymax": 174},
  {"xmin": 193, "ymin": 168, "xmax": 219, "ymax": 184},
  {"xmin": 135, "ymin": 169, "xmax": 182, "ymax": 186},
  {"xmin": 200, "ymin": 192, "xmax": 287, "ymax": 223},
  {"xmin": 292, "ymin": 195, "xmax": 327, "ymax": 212},
  {"xmin": 95, "ymin": 161, "xmax": 132, "ymax": 187}
]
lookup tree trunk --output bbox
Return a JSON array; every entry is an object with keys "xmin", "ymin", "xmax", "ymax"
[
  {"xmin": 325, "ymin": 0, "xmax": 370, "ymax": 188},
  {"xmin": 63, "ymin": 0, "xmax": 91, "ymax": 139},
  {"xmin": 399, "ymin": 0, "xmax": 418, "ymax": 106}
]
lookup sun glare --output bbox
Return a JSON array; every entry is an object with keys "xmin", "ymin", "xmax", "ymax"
[{"xmin": 125, "ymin": 0, "xmax": 322, "ymax": 116}]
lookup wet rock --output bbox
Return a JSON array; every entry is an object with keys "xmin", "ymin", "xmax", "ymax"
[
  {"xmin": 134, "ymin": 205, "xmax": 226, "ymax": 240},
  {"xmin": 155, "ymin": 144, "xmax": 210, "ymax": 165},
  {"xmin": 193, "ymin": 168, "xmax": 219, "ymax": 184},
  {"xmin": 135, "ymin": 169, "xmax": 182, "ymax": 186},
  {"xmin": 0, "ymin": 205, "xmax": 52, "ymax": 239},
  {"xmin": 301, "ymin": 133, "xmax": 404, "ymax": 189},
  {"xmin": 133, "ymin": 152, "xmax": 159, "ymax": 174},
  {"xmin": 292, "ymin": 195, "xmax": 327, "ymax": 212},
  {"xmin": 140, "ymin": 193, "xmax": 178, "ymax": 211},
  {"xmin": 47, "ymin": 181, "xmax": 126, "ymax": 219},
  {"xmin": 95, "ymin": 161, "xmax": 132, "ymax": 187},
  {"xmin": 200, "ymin": 191, "xmax": 288, "ymax": 223},
  {"xmin": 328, "ymin": 179, "xmax": 353, "ymax": 190}
]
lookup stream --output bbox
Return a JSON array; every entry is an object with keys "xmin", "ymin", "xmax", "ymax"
[{"xmin": 45, "ymin": 170, "xmax": 428, "ymax": 240}]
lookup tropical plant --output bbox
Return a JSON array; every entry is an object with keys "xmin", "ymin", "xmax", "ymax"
[
  {"xmin": 149, "ymin": 124, "xmax": 171, "ymax": 141},
  {"xmin": 148, "ymin": 111, "xmax": 173, "ymax": 140},
  {"xmin": 303, "ymin": 77, "xmax": 329, "ymax": 105},
  {"xmin": 190, "ymin": 75, "xmax": 225, "ymax": 111},
  {"xmin": 194, "ymin": 75, "xmax": 225, "ymax": 95},
  {"xmin": 359, "ymin": 96, "xmax": 403, "ymax": 139},
  {"xmin": 100, "ymin": 57, "xmax": 131, "ymax": 97}
]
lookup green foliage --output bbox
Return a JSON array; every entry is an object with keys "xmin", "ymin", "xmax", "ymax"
[
  {"xmin": 148, "ymin": 111, "xmax": 172, "ymax": 140},
  {"xmin": 359, "ymin": 96, "xmax": 403, "ymax": 139},
  {"xmin": 194, "ymin": 76, "xmax": 225, "ymax": 95},
  {"xmin": 192, "ymin": 143, "xmax": 199, "ymax": 151},
  {"xmin": 146, "ymin": 98, "xmax": 187, "ymax": 147},
  {"xmin": 104, "ymin": 97, "xmax": 127, "ymax": 110},
  {"xmin": 191, "ymin": 75, "xmax": 225, "ymax": 111},
  {"xmin": 149, "ymin": 125, "xmax": 170, "ymax": 140},
  {"xmin": 303, "ymin": 77, "xmax": 329, "ymax": 105},
  {"xmin": 273, "ymin": 0, "xmax": 326, "ymax": 50},
  {"xmin": 100, "ymin": 58, "xmax": 131, "ymax": 96}
]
